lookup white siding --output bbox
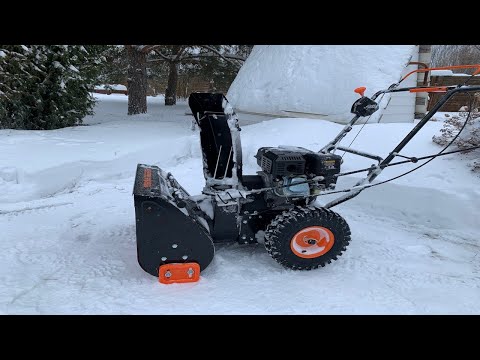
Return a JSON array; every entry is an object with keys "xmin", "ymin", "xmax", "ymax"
[
  {"xmin": 415, "ymin": 47, "xmax": 432, "ymax": 118},
  {"xmin": 379, "ymin": 46, "xmax": 419, "ymax": 123}
]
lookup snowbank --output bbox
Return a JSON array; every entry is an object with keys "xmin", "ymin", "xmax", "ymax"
[
  {"xmin": 94, "ymin": 84, "xmax": 127, "ymax": 91},
  {"xmin": 227, "ymin": 45, "xmax": 415, "ymax": 122}
]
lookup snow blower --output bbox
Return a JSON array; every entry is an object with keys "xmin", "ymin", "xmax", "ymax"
[{"xmin": 133, "ymin": 64, "xmax": 480, "ymax": 283}]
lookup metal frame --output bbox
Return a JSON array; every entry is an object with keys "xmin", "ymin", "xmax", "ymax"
[{"xmin": 321, "ymin": 69, "xmax": 480, "ymax": 208}]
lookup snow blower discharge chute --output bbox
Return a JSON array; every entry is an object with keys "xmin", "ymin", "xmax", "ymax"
[{"xmin": 133, "ymin": 64, "xmax": 480, "ymax": 284}]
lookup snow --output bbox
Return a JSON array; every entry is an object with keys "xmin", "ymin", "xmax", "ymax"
[
  {"xmin": 94, "ymin": 84, "xmax": 127, "ymax": 91},
  {"xmin": 69, "ymin": 65, "xmax": 79, "ymax": 73},
  {"xmin": 227, "ymin": 45, "xmax": 415, "ymax": 122},
  {"xmin": 1, "ymin": 93, "xmax": 479, "ymax": 314},
  {"xmin": 431, "ymin": 70, "xmax": 455, "ymax": 76},
  {"xmin": 52, "ymin": 61, "xmax": 64, "ymax": 70},
  {"xmin": 431, "ymin": 70, "xmax": 478, "ymax": 77}
]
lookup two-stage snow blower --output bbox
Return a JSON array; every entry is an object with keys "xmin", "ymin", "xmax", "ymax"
[{"xmin": 133, "ymin": 64, "xmax": 480, "ymax": 283}]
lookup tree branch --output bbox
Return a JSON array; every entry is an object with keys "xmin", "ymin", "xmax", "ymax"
[
  {"xmin": 174, "ymin": 46, "xmax": 188, "ymax": 62},
  {"xmin": 129, "ymin": 45, "xmax": 163, "ymax": 54},
  {"xmin": 199, "ymin": 45, "xmax": 247, "ymax": 62},
  {"xmin": 179, "ymin": 52, "xmax": 246, "ymax": 63},
  {"xmin": 147, "ymin": 46, "xmax": 248, "ymax": 65},
  {"xmin": 143, "ymin": 45, "xmax": 164, "ymax": 53},
  {"xmin": 152, "ymin": 49, "xmax": 175, "ymax": 62}
]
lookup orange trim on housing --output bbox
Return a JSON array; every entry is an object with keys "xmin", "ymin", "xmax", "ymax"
[
  {"xmin": 143, "ymin": 168, "xmax": 152, "ymax": 188},
  {"xmin": 401, "ymin": 64, "xmax": 480, "ymax": 83},
  {"xmin": 409, "ymin": 86, "xmax": 448, "ymax": 93},
  {"xmin": 159, "ymin": 263, "xmax": 200, "ymax": 284}
]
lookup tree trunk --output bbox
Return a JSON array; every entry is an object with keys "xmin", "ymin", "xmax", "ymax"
[
  {"xmin": 165, "ymin": 61, "xmax": 178, "ymax": 106},
  {"xmin": 126, "ymin": 46, "xmax": 147, "ymax": 115}
]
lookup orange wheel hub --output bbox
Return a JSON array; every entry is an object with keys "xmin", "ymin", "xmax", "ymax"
[{"xmin": 290, "ymin": 226, "xmax": 335, "ymax": 259}]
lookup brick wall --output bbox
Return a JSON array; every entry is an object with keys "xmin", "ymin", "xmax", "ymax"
[{"xmin": 428, "ymin": 75, "xmax": 480, "ymax": 112}]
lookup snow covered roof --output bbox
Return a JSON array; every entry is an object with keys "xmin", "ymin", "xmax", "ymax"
[{"xmin": 227, "ymin": 45, "xmax": 416, "ymax": 123}]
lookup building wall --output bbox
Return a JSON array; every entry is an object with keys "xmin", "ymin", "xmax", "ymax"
[
  {"xmin": 378, "ymin": 45, "xmax": 432, "ymax": 123},
  {"xmin": 428, "ymin": 74, "xmax": 480, "ymax": 111},
  {"xmin": 415, "ymin": 45, "xmax": 432, "ymax": 118},
  {"xmin": 378, "ymin": 47, "xmax": 418, "ymax": 123}
]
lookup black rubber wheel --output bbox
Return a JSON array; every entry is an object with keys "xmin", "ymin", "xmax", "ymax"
[{"xmin": 264, "ymin": 206, "xmax": 351, "ymax": 270}]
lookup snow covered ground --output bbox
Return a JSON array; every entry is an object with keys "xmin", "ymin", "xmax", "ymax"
[{"xmin": 1, "ymin": 94, "xmax": 479, "ymax": 314}]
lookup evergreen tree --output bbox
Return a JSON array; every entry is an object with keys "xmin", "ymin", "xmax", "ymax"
[
  {"xmin": 98, "ymin": 46, "xmax": 129, "ymax": 85},
  {"xmin": 0, "ymin": 45, "xmax": 107, "ymax": 130},
  {"xmin": 0, "ymin": 46, "xmax": 36, "ymax": 128}
]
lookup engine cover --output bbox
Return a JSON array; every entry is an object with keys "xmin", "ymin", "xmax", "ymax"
[
  {"xmin": 255, "ymin": 147, "xmax": 341, "ymax": 190},
  {"xmin": 256, "ymin": 147, "xmax": 305, "ymax": 176}
]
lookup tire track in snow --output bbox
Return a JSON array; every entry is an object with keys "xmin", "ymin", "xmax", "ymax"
[
  {"xmin": 2, "ymin": 128, "xmax": 479, "ymax": 313},
  {"xmin": 0, "ymin": 202, "xmax": 74, "ymax": 215},
  {"xmin": 337, "ymin": 209, "xmax": 480, "ymax": 291}
]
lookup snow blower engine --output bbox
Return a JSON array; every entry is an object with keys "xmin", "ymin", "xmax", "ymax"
[{"xmin": 133, "ymin": 64, "xmax": 480, "ymax": 283}]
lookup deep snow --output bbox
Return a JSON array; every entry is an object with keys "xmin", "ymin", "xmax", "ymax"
[
  {"xmin": 0, "ymin": 94, "xmax": 479, "ymax": 314},
  {"xmin": 227, "ymin": 45, "xmax": 415, "ymax": 122}
]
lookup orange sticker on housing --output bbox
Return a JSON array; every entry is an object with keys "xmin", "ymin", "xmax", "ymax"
[{"xmin": 143, "ymin": 168, "xmax": 152, "ymax": 188}]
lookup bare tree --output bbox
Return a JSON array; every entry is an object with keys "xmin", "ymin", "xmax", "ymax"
[
  {"xmin": 431, "ymin": 45, "xmax": 480, "ymax": 72},
  {"xmin": 122, "ymin": 45, "xmax": 250, "ymax": 112},
  {"xmin": 159, "ymin": 46, "xmax": 187, "ymax": 105},
  {"xmin": 150, "ymin": 45, "xmax": 248, "ymax": 106},
  {"xmin": 125, "ymin": 45, "xmax": 162, "ymax": 115}
]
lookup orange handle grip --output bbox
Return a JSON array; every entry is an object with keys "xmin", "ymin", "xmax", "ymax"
[
  {"xmin": 409, "ymin": 86, "xmax": 448, "ymax": 93},
  {"xmin": 354, "ymin": 86, "xmax": 366, "ymax": 97}
]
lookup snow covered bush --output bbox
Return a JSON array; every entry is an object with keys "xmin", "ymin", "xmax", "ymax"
[
  {"xmin": 0, "ymin": 45, "xmax": 106, "ymax": 130},
  {"xmin": 432, "ymin": 95, "xmax": 480, "ymax": 172}
]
